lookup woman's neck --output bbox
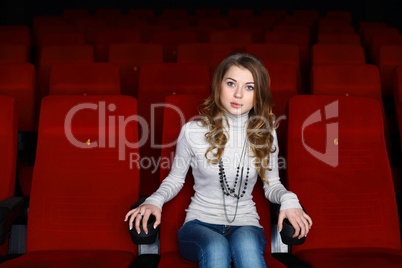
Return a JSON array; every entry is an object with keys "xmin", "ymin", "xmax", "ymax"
[{"xmin": 224, "ymin": 111, "xmax": 249, "ymax": 129}]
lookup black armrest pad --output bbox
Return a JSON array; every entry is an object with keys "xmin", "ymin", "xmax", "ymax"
[
  {"xmin": 128, "ymin": 197, "xmax": 160, "ymax": 245},
  {"xmin": 0, "ymin": 197, "xmax": 24, "ymax": 245},
  {"xmin": 273, "ymin": 205, "xmax": 308, "ymax": 245},
  {"xmin": 0, "ymin": 197, "xmax": 24, "ymax": 212}
]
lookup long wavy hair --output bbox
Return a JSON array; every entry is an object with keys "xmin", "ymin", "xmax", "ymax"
[{"xmin": 199, "ymin": 52, "xmax": 276, "ymax": 183}]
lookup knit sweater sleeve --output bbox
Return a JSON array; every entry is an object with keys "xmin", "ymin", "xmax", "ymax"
[
  {"xmin": 263, "ymin": 129, "xmax": 302, "ymax": 211},
  {"xmin": 142, "ymin": 123, "xmax": 193, "ymax": 211}
]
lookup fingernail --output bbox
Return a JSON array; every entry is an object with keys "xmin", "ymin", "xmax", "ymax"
[
  {"xmin": 129, "ymin": 227, "xmax": 132, "ymax": 230},
  {"xmin": 153, "ymin": 225, "xmax": 157, "ymax": 229},
  {"xmin": 137, "ymin": 231, "xmax": 140, "ymax": 234}
]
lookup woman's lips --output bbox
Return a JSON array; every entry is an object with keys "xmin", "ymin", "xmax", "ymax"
[{"xmin": 230, "ymin": 102, "xmax": 243, "ymax": 108}]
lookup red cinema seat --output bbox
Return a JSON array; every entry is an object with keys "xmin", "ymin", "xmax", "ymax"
[
  {"xmin": 311, "ymin": 44, "xmax": 366, "ymax": 65},
  {"xmin": 227, "ymin": 8, "xmax": 255, "ymax": 25},
  {"xmin": 157, "ymin": 94, "xmax": 286, "ymax": 268},
  {"xmin": 238, "ymin": 17, "xmax": 277, "ymax": 42},
  {"xmin": 370, "ymin": 34, "xmax": 402, "ymax": 64},
  {"xmin": 378, "ymin": 45, "xmax": 402, "ymax": 96},
  {"xmin": 95, "ymin": 30, "xmax": 141, "ymax": 62},
  {"xmin": 318, "ymin": 24, "xmax": 355, "ymax": 34},
  {"xmin": 394, "ymin": 66, "xmax": 402, "ymax": 151},
  {"xmin": 0, "ymin": 63, "xmax": 35, "ymax": 132},
  {"xmin": 209, "ymin": 30, "xmax": 253, "ymax": 52},
  {"xmin": 264, "ymin": 31, "xmax": 310, "ymax": 93},
  {"xmin": 196, "ymin": 18, "xmax": 230, "ymax": 29},
  {"xmin": 49, "ymin": 62, "xmax": 120, "ymax": 95},
  {"xmin": 0, "ymin": 96, "xmax": 18, "ymax": 207},
  {"xmin": 108, "ymin": 43, "xmax": 163, "ymax": 97},
  {"xmin": 287, "ymin": 95, "xmax": 402, "ymax": 267},
  {"xmin": 155, "ymin": 18, "xmax": 191, "ymax": 30},
  {"xmin": 73, "ymin": 17, "xmax": 108, "ymax": 45},
  {"xmin": 317, "ymin": 33, "xmax": 361, "ymax": 45},
  {"xmin": 0, "ymin": 30, "xmax": 30, "ymax": 61},
  {"xmin": 263, "ymin": 63, "xmax": 298, "ymax": 180},
  {"xmin": 0, "ymin": 96, "xmax": 18, "ymax": 257},
  {"xmin": 246, "ymin": 44, "xmax": 302, "ymax": 92},
  {"xmin": 361, "ymin": 27, "xmax": 399, "ymax": 60},
  {"xmin": 38, "ymin": 32, "xmax": 85, "ymax": 50},
  {"xmin": 0, "ymin": 95, "xmax": 141, "ymax": 267},
  {"xmin": 134, "ymin": 25, "xmax": 170, "ymax": 43},
  {"xmin": 325, "ymin": 10, "xmax": 352, "ymax": 21},
  {"xmin": 311, "ymin": 64, "xmax": 392, "ymax": 158},
  {"xmin": 177, "ymin": 43, "xmax": 232, "ymax": 78},
  {"xmin": 137, "ymin": 63, "xmax": 210, "ymax": 196},
  {"xmin": 37, "ymin": 45, "xmax": 94, "ymax": 107},
  {"xmin": 152, "ymin": 31, "xmax": 198, "ymax": 62},
  {"xmin": 0, "ymin": 44, "xmax": 27, "ymax": 63},
  {"xmin": 34, "ymin": 24, "xmax": 75, "ymax": 48},
  {"xmin": 358, "ymin": 21, "xmax": 387, "ymax": 36},
  {"xmin": 311, "ymin": 64, "xmax": 383, "ymax": 104}
]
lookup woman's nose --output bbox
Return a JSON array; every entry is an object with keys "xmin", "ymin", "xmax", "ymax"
[{"xmin": 233, "ymin": 87, "xmax": 243, "ymax": 98}]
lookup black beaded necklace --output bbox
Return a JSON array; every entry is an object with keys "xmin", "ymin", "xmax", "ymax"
[{"xmin": 219, "ymin": 138, "xmax": 249, "ymax": 223}]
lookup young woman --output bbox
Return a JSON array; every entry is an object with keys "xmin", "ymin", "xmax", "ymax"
[{"xmin": 125, "ymin": 52, "xmax": 312, "ymax": 267}]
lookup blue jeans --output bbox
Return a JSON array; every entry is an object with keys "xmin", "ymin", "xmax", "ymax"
[{"xmin": 178, "ymin": 219, "xmax": 267, "ymax": 268}]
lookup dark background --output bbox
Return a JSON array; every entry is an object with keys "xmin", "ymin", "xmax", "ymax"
[{"xmin": 1, "ymin": 0, "xmax": 402, "ymax": 31}]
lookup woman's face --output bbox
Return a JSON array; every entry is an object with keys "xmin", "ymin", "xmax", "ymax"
[{"xmin": 219, "ymin": 65, "xmax": 255, "ymax": 116}]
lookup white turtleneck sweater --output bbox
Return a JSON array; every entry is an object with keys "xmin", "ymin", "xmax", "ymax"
[{"xmin": 143, "ymin": 112, "xmax": 302, "ymax": 228}]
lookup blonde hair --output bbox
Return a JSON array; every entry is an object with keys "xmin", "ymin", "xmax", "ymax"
[{"xmin": 199, "ymin": 52, "xmax": 276, "ymax": 183}]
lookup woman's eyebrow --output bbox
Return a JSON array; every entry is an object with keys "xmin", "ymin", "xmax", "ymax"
[{"xmin": 225, "ymin": 77, "xmax": 254, "ymax": 84}]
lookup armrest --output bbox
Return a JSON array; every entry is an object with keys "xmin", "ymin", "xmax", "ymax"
[
  {"xmin": 128, "ymin": 197, "xmax": 160, "ymax": 245},
  {"xmin": 0, "ymin": 196, "xmax": 24, "ymax": 245},
  {"xmin": 272, "ymin": 204, "xmax": 307, "ymax": 245}
]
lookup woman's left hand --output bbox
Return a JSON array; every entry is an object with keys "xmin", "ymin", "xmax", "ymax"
[{"xmin": 278, "ymin": 208, "xmax": 312, "ymax": 239}]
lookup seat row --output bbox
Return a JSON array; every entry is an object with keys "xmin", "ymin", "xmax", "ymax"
[{"xmin": 0, "ymin": 93, "xmax": 401, "ymax": 267}]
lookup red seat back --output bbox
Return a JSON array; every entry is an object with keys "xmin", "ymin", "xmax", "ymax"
[
  {"xmin": 137, "ymin": 63, "xmax": 210, "ymax": 195},
  {"xmin": 0, "ymin": 63, "xmax": 35, "ymax": 131},
  {"xmin": 95, "ymin": 30, "xmax": 141, "ymax": 61},
  {"xmin": 108, "ymin": 43, "xmax": 163, "ymax": 97},
  {"xmin": 378, "ymin": 45, "xmax": 402, "ymax": 96},
  {"xmin": 317, "ymin": 33, "xmax": 361, "ymax": 45},
  {"xmin": 311, "ymin": 44, "xmax": 366, "ymax": 65},
  {"xmin": 38, "ymin": 45, "xmax": 94, "ymax": 105},
  {"xmin": 49, "ymin": 62, "xmax": 120, "ymax": 96},
  {"xmin": 287, "ymin": 95, "xmax": 401, "ymax": 253},
  {"xmin": 0, "ymin": 96, "xmax": 18, "ymax": 201},
  {"xmin": 28, "ymin": 95, "xmax": 139, "ymax": 253},
  {"xmin": 152, "ymin": 31, "xmax": 198, "ymax": 62}
]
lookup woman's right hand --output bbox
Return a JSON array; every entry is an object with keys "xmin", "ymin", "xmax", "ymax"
[{"xmin": 124, "ymin": 203, "xmax": 162, "ymax": 235}]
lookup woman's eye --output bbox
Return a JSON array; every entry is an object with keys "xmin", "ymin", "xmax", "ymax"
[
  {"xmin": 227, "ymin": 81, "xmax": 235, "ymax": 87},
  {"xmin": 246, "ymin": 85, "xmax": 254, "ymax": 90}
]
